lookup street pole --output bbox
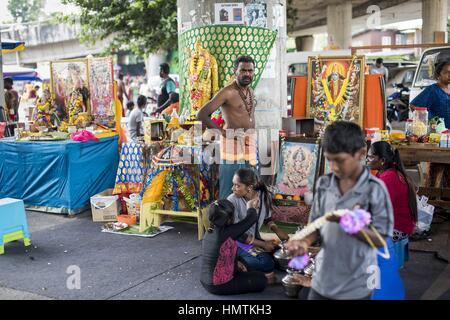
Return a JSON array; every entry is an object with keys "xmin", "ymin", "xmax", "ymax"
[{"xmin": 0, "ymin": 30, "xmax": 6, "ymax": 117}]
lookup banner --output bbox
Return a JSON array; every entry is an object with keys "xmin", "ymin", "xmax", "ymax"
[{"xmin": 88, "ymin": 57, "xmax": 115, "ymax": 118}]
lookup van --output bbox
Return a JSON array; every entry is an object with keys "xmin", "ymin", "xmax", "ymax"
[
  {"xmin": 410, "ymin": 46, "xmax": 450, "ymax": 102},
  {"xmin": 286, "ymin": 49, "xmax": 352, "ymax": 76}
]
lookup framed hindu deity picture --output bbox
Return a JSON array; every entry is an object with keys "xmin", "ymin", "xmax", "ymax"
[
  {"xmin": 50, "ymin": 59, "xmax": 90, "ymax": 117},
  {"xmin": 306, "ymin": 55, "xmax": 365, "ymax": 129},
  {"xmin": 275, "ymin": 140, "xmax": 321, "ymax": 196}
]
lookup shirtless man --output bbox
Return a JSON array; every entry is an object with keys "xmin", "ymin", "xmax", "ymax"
[
  {"xmin": 4, "ymin": 77, "xmax": 20, "ymax": 122},
  {"xmin": 197, "ymin": 55, "xmax": 257, "ymax": 199}
]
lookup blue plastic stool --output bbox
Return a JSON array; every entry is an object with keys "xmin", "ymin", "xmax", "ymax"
[
  {"xmin": 393, "ymin": 237, "xmax": 409, "ymax": 269},
  {"xmin": 0, "ymin": 198, "xmax": 31, "ymax": 254}
]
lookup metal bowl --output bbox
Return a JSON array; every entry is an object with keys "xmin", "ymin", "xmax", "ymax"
[
  {"xmin": 282, "ymin": 281, "xmax": 303, "ymax": 298},
  {"xmin": 281, "ymin": 269, "xmax": 304, "ymax": 298}
]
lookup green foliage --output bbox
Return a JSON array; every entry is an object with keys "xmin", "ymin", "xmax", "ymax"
[
  {"xmin": 61, "ymin": 0, "xmax": 178, "ymax": 58},
  {"xmin": 448, "ymin": 16, "xmax": 450, "ymax": 42},
  {"xmin": 7, "ymin": 0, "xmax": 45, "ymax": 23}
]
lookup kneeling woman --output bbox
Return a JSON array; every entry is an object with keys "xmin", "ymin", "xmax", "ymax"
[
  {"xmin": 228, "ymin": 168, "xmax": 289, "ymax": 283},
  {"xmin": 200, "ymin": 199, "xmax": 267, "ymax": 295}
]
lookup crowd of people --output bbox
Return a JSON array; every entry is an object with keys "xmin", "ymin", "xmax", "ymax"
[
  {"xmin": 195, "ymin": 55, "xmax": 434, "ymax": 300},
  {"xmin": 120, "ymin": 63, "xmax": 180, "ymax": 142},
  {"xmin": 2, "ymin": 52, "xmax": 447, "ymax": 300},
  {"xmin": 1, "ymin": 78, "xmax": 42, "ymax": 125},
  {"xmin": 200, "ymin": 121, "xmax": 417, "ymax": 299}
]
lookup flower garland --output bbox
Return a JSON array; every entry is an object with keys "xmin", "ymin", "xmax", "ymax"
[
  {"xmin": 188, "ymin": 40, "xmax": 219, "ymax": 114},
  {"xmin": 211, "ymin": 110, "xmax": 224, "ymax": 128},
  {"xmin": 321, "ymin": 77, "xmax": 349, "ymax": 107},
  {"xmin": 172, "ymin": 171, "xmax": 179, "ymax": 211},
  {"xmin": 174, "ymin": 172, "xmax": 197, "ymax": 211},
  {"xmin": 288, "ymin": 254, "xmax": 309, "ymax": 270},
  {"xmin": 339, "ymin": 208, "xmax": 372, "ymax": 234},
  {"xmin": 290, "ymin": 208, "xmax": 390, "ymax": 259},
  {"xmin": 67, "ymin": 90, "xmax": 85, "ymax": 125},
  {"xmin": 34, "ymin": 90, "xmax": 55, "ymax": 128}
]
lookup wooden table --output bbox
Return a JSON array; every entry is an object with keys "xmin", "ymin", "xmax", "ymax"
[
  {"xmin": 395, "ymin": 144, "xmax": 450, "ymax": 165},
  {"xmin": 395, "ymin": 144, "xmax": 450, "ymax": 210}
]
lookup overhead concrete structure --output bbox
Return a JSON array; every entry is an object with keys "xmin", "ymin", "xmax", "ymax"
[
  {"xmin": 422, "ymin": 0, "xmax": 448, "ymax": 43},
  {"xmin": 327, "ymin": 1, "xmax": 353, "ymax": 49},
  {"xmin": 289, "ymin": 0, "xmax": 410, "ymax": 34},
  {"xmin": 1, "ymin": 22, "xmax": 111, "ymax": 65},
  {"xmin": 289, "ymin": 0, "xmax": 450, "ymax": 45}
]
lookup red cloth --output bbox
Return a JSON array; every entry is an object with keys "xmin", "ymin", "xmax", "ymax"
[
  {"xmin": 0, "ymin": 122, "xmax": 6, "ymax": 138},
  {"xmin": 70, "ymin": 130, "xmax": 100, "ymax": 142},
  {"xmin": 291, "ymin": 76, "xmax": 307, "ymax": 117},
  {"xmin": 363, "ymin": 74, "xmax": 385, "ymax": 130},
  {"xmin": 377, "ymin": 169, "xmax": 415, "ymax": 234}
]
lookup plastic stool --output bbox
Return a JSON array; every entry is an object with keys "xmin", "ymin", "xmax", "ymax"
[
  {"xmin": 0, "ymin": 198, "xmax": 31, "ymax": 254},
  {"xmin": 393, "ymin": 237, "xmax": 409, "ymax": 269}
]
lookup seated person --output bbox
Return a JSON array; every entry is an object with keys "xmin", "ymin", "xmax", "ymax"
[
  {"xmin": 200, "ymin": 199, "xmax": 267, "ymax": 295},
  {"xmin": 128, "ymin": 95, "xmax": 146, "ymax": 142},
  {"xmin": 367, "ymin": 141, "xmax": 417, "ymax": 242},
  {"xmin": 125, "ymin": 101, "xmax": 135, "ymax": 117},
  {"xmin": 227, "ymin": 168, "xmax": 289, "ymax": 284}
]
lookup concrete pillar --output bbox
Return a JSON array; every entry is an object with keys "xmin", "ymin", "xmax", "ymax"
[
  {"xmin": 178, "ymin": 0, "xmax": 286, "ymax": 175},
  {"xmin": 144, "ymin": 50, "xmax": 167, "ymax": 78},
  {"xmin": 422, "ymin": 0, "xmax": 448, "ymax": 43},
  {"xmin": 295, "ymin": 35, "xmax": 314, "ymax": 51},
  {"xmin": 177, "ymin": 0, "xmax": 286, "ymax": 129},
  {"xmin": 326, "ymin": 1, "xmax": 352, "ymax": 49},
  {"xmin": 414, "ymin": 29, "xmax": 422, "ymax": 58}
]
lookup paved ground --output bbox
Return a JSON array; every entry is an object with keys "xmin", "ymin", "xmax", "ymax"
[{"xmin": 0, "ymin": 210, "xmax": 449, "ymax": 300}]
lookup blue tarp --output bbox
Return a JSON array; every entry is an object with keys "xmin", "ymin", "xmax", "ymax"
[
  {"xmin": 0, "ymin": 136, "xmax": 119, "ymax": 214},
  {"xmin": 3, "ymin": 65, "xmax": 42, "ymax": 81}
]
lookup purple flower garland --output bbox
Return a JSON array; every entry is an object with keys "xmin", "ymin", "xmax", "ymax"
[
  {"xmin": 288, "ymin": 254, "xmax": 309, "ymax": 270},
  {"xmin": 339, "ymin": 208, "xmax": 372, "ymax": 234}
]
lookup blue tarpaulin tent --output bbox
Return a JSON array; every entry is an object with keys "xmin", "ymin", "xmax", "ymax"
[
  {"xmin": 0, "ymin": 135, "xmax": 120, "ymax": 214},
  {"xmin": 3, "ymin": 65, "xmax": 41, "ymax": 81}
]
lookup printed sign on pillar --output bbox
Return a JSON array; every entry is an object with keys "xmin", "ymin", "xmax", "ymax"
[
  {"xmin": 214, "ymin": 3, "xmax": 245, "ymax": 25},
  {"xmin": 245, "ymin": 2, "xmax": 267, "ymax": 28}
]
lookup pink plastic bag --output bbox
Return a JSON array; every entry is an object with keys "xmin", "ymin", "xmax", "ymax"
[
  {"xmin": 70, "ymin": 130, "xmax": 100, "ymax": 142},
  {"xmin": 0, "ymin": 122, "xmax": 6, "ymax": 139}
]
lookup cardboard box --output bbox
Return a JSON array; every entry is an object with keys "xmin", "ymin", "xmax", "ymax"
[{"xmin": 90, "ymin": 189, "xmax": 120, "ymax": 222}]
